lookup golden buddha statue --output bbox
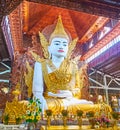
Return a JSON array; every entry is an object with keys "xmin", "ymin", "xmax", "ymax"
[{"xmin": 25, "ymin": 16, "xmax": 111, "ymax": 115}]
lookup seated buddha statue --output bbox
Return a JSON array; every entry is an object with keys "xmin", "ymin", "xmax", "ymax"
[{"xmin": 32, "ymin": 16, "xmax": 111, "ymax": 115}]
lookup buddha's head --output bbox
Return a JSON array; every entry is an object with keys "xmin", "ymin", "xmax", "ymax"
[{"xmin": 48, "ymin": 15, "xmax": 70, "ymax": 58}]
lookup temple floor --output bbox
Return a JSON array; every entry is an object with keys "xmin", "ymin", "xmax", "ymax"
[{"xmin": 0, "ymin": 119, "xmax": 120, "ymax": 130}]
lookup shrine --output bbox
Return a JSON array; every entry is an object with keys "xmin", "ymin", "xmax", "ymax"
[{"xmin": 0, "ymin": 0, "xmax": 120, "ymax": 130}]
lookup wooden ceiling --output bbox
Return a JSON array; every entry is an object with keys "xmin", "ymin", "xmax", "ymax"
[
  {"xmin": 0, "ymin": 0, "xmax": 120, "ymax": 80},
  {"xmin": 22, "ymin": 1, "xmax": 107, "ymax": 40},
  {"xmin": 8, "ymin": 1, "xmax": 110, "ymax": 54},
  {"xmin": 0, "ymin": 0, "xmax": 120, "ymax": 57}
]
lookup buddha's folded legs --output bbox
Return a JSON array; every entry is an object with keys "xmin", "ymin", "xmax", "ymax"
[
  {"xmin": 46, "ymin": 98, "xmax": 112, "ymax": 115},
  {"xmin": 46, "ymin": 98, "xmax": 64, "ymax": 115}
]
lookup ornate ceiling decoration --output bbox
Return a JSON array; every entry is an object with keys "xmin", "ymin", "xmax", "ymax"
[
  {"xmin": 26, "ymin": 0, "xmax": 120, "ymax": 19},
  {"xmin": 27, "ymin": 5, "xmax": 78, "ymax": 38},
  {"xmin": 9, "ymin": 1, "xmax": 107, "ymax": 52},
  {"xmin": 8, "ymin": 4, "xmax": 23, "ymax": 52}
]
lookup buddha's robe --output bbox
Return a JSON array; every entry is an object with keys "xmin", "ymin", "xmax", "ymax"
[{"xmin": 33, "ymin": 59, "xmax": 112, "ymax": 114}]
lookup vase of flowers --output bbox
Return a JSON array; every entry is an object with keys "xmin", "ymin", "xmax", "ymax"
[
  {"xmin": 86, "ymin": 111, "xmax": 94, "ymax": 118},
  {"xmin": 45, "ymin": 109, "xmax": 52, "ymax": 127},
  {"xmin": 61, "ymin": 110, "xmax": 68, "ymax": 127},
  {"xmin": 15, "ymin": 117, "xmax": 22, "ymax": 124},
  {"xmin": 111, "ymin": 112, "xmax": 119, "ymax": 128},
  {"xmin": 76, "ymin": 110, "xmax": 83, "ymax": 128},
  {"xmin": 96, "ymin": 115, "xmax": 110, "ymax": 128},
  {"xmin": 3, "ymin": 114, "xmax": 9, "ymax": 125},
  {"xmin": 86, "ymin": 111, "xmax": 95, "ymax": 129},
  {"xmin": 111, "ymin": 111, "xmax": 119, "ymax": 120},
  {"xmin": 24, "ymin": 97, "xmax": 41, "ymax": 130}
]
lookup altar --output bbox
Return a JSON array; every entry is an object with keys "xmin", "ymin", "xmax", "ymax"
[
  {"xmin": 40, "ymin": 125, "xmax": 92, "ymax": 130},
  {"xmin": 40, "ymin": 125, "xmax": 119, "ymax": 130}
]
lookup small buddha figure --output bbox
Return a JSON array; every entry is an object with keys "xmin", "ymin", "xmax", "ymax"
[
  {"xmin": 32, "ymin": 16, "xmax": 111, "ymax": 114},
  {"xmin": 111, "ymin": 96, "xmax": 118, "ymax": 111},
  {"xmin": 98, "ymin": 95, "xmax": 103, "ymax": 103}
]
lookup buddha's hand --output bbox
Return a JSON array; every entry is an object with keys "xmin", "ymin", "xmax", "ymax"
[{"xmin": 48, "ymin": 90, "xmax": 73, "ymax": 98}]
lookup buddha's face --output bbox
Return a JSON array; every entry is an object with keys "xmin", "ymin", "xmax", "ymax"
[{"xmin": 48, "ymin": 37, "xmax": 69, "ymax": 58}]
